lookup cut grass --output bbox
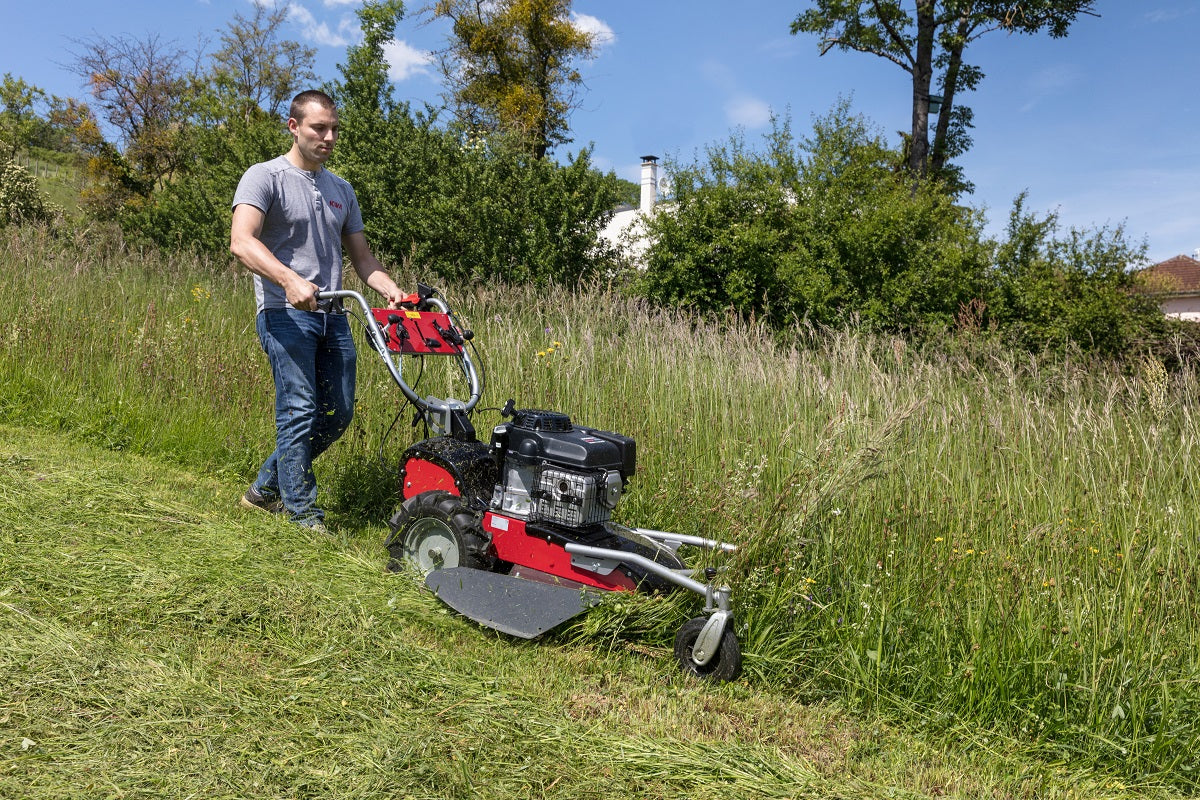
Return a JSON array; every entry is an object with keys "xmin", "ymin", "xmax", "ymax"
[{"xmin": 0, "ymin": 424, "xmax": 1174, "ymax": 800}]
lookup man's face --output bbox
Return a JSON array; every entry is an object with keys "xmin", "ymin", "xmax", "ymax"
[{"xmin": 289, "ymin": 102, "xmax": 339, "ymax": 168}]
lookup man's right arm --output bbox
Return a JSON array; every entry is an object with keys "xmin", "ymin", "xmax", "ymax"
[{"xmin": 230, "ymin": 204, "xmax": 319, "ymax": 311}]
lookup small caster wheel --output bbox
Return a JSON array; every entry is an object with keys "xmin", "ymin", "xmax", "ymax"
[{"xmin": 673, "ymin": 615, "xmax": 742, "ymax": 682}]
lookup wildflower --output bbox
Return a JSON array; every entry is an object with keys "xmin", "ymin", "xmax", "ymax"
[
  {"xmin": 934, "ymin": 536, "xmax": 944, "ymax": 542},
  {"xmin": 537, "ymin": 351, "xmax": 546, "ymax": 358}
]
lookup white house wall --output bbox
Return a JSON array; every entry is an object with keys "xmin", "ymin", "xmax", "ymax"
[{"xmin": 1161, "ymin": 296, "xmax": 1200, "ymax": 322}]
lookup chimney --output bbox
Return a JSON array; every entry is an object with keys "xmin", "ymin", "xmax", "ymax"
[{"xmin": 640, "ymin": 155, "xmax": 659, "ymax": 215}]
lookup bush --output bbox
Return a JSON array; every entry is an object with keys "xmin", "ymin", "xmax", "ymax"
[
  {"xmin": 638, "ymin": 105, "xmax": 990, "ymax": 330},
  {"xmin": 0, "ymin": 156, "xmax": 57, "ymax": 225},
  {"xmin": 987, "ymin": 195, "xmax": 1167, "ymax": 358}
]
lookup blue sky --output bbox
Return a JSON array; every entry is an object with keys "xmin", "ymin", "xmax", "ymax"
[{"xmin": 5, "ymin": 1, "xmax": 1198, "ymax": 263}]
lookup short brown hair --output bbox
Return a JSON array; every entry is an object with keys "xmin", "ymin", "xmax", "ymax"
[{"xmin": 289, "ymin": 90, "xmax": 336, "ymax": 122}]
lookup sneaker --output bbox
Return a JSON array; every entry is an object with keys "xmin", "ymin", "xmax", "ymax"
[{"xmin": 239, "ymin": 486, "xmax": 284, "ymax": 514}]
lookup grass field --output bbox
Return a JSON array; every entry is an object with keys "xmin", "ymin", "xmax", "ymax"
[
  {"xmin": 1, "ymin": 222, "xmax": 1197, "ymax": 796},
  {"xmin": 13, "ymin": 148, "xmax": 85, "ymax": 213}
]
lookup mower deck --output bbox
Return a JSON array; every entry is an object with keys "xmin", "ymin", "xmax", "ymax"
[{"xmin": 425, "ymin": 567, "xmax": 599, "ymax": 639}]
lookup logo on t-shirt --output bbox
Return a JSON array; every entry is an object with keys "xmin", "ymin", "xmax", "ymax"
[{"xmin": 329, "ymin": 199, "xmax": 344, "ymax": 210}]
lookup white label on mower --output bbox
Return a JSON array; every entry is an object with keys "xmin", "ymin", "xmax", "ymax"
[{"xmin": 490, "ymin": 514, "xmax": 510, "ymax": 531}]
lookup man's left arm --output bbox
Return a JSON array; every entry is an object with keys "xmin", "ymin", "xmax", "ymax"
[{"xmin": 344, "ymin": 230, "xmax": 405, "ymax": 309}]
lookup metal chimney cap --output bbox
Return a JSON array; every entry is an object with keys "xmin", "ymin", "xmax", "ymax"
[{"xmin": 640, "ymin": 154, "xmax": 659, "ymax": 163}]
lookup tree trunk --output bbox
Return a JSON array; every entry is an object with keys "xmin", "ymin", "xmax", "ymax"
[
  {"xmin": 908, "ymin": 1, "xmax": 938, "ymax": 176},
  {"xmin": 931, "ymin": 11, "xmax": 972, "ymax": 175}
]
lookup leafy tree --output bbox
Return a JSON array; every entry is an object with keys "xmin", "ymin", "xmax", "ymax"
[
  {"xmin": 0, "ymin": 74, "xmax": 48, "ymax": 159},
  {"xmin": 331, "ymin": 0, "xmax": 621, "ymax": 283},
  {"xmin": 208, "ymin": 1, "xmax": 318, "ymax": 123},
  {"xmin": 639, "ymin": 103, "xmax": 989, "ymax": 330},
  {"xmin": 432, "ymin": 0, "xmax": 596, "ymax": 159},
  {"xmin": 69, "ymin": 32, "xmax": 199, "ymax": 189},
  {"xmin": 791, "ymin": 1, "xmax": 1098, "ymax": 180},
  {"xmin": 103, "ymin": 5, "xmax": 317, "ymax": 252}
]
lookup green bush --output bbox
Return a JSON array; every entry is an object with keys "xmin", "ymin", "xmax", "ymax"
[
  {"xmin": 122, "ymin": 112, "xmax": 288, "ymax": 255},
  {"xmin": 987, "ymin": 195, "xmax": 1167, "ymax": 358},
  {"xmin": 639, "ymin": 105, "xmax": 990, "ymax": 330},
  {"xmin": 0, "ymin": 156, "xmax": 57, "ymax": 226}
]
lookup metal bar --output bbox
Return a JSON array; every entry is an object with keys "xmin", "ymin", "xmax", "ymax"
[
  {"xmin": 563, "ymin": 541, "xmax": 726, "ymax": 605},
  {"xmin": 630, "ymin": 528, "xmax": 738, "ymax": 553},
  {"xmin": 316, "ymin": 289, "xmax": 480, "ymax": 414}
]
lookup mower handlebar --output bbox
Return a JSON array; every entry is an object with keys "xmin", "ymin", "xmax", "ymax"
[{"xmin": 316, "ymin": 289, "xmax": 482, "ymax": 422}]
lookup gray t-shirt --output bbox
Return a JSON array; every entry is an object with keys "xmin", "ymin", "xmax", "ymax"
[{"xmin": 232, "ymin": 155, "xmax": 365, "ymax": 313}]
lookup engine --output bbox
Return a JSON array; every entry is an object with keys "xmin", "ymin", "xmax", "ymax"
[{"xmin": 488, "ymin": 409, "xmax": 635, "ymax": 528}]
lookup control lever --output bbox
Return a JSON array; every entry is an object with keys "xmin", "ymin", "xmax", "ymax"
[{"xmin": 432, "ymin": 319, "xmax": 464, "ymax": 347}]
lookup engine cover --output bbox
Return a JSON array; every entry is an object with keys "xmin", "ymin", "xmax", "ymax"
[{"xmin": 489, "ymin": 410, "xmax": 636, "ymax": 526}]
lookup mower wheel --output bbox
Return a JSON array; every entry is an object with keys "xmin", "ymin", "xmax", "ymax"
[
  {"xmin": 386, "ymin": 491, "xmax": 494, "ymax": 575},
  {"xmin": 673, "ymin": 616, "xmax": 742, "ymax": 682}
]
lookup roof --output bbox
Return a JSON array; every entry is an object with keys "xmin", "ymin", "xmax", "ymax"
[{"xmin": 1141, "ymin": 254, "xmax": 1200, "ymax": 295}]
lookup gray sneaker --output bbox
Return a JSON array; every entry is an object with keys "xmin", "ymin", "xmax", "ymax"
[{"xmin": 239, "ymin": 486, "xmax": 284, "ymax": 514}]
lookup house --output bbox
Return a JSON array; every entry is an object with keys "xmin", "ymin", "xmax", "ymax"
[
  {"xmin": 1140, "ymin": 253, "xmax": 1200, "ymax": 321},
  {"xmin": 599, "ymin": 155, "xmax": 661, "ymax": 262}
]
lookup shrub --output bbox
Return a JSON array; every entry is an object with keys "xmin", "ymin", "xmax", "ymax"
[
  {"xmin": 988, "ymin": 195, "xmax": 1167, "ymax": 358},
  {"xmin": 638, "ymin": 104, "xmax": 990, "ymax": 330},
  {"xmin": 0, "ymin": 156, "xmax": 57, "ymax": 225}
]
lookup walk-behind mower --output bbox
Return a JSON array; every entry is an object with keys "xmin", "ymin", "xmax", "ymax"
[{"xmin": 318, "ymin": 286, "xmax": 742, "ymax": 681}]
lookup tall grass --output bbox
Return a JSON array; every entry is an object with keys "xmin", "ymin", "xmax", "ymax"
[{"xmin": 2, "ymin": 223, "xmax": 1197, "ymax": 790}]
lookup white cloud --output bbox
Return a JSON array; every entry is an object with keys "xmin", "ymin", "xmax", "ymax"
[
  {"xmin": 571, "ymin": 12, "xmax": 616, "ymax": 50},
  {"xmin": 1145, "ymin": 8, "xmax": 1193, "ymax": 24},
  {"xmin": 288, "ymin": 3, "xmax": 357, "ymax": 48},
  {"xmin": 1019, "ymin": 64, "xmax": 1083, "ymax": 112},
  {"xmin": 383, "ymin": 39, "xmax": 435, "ymax": 81},
  {"xmin": 725, "ymin": 95, "xmax": 772, "ymax": 129}
]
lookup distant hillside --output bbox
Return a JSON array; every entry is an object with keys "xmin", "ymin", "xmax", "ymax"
[{"xmin": 13, "ymin": 146, "xmax": 85, "ymax": 213}]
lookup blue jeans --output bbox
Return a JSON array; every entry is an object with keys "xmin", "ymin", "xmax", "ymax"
[{"xmin": 253, "ymin": 308, "xmax": 357, "ymax": 524}]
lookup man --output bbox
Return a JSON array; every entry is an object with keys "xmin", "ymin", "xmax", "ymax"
[{"xmin": 230, "ymin": 89, "xmax": 405, "ymax": 531}]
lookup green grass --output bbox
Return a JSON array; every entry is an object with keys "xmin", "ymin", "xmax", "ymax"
[
  {"xmin": 13, "ymin": 147, "xmax": 85, "ymax": 213},
  {"xmin": 0, "ymin": 424, "xmax": 1174, "ymax": 799},
  {"xmin": 1, "ymin": 222, "xmax": 1198, "ymax": 795}
]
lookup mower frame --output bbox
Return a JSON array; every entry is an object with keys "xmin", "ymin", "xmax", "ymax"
[{"xmin": 318, "ymin": 288, "xmax": 742, "ymax": 678}]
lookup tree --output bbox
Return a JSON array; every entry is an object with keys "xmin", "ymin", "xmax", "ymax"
[
  {"xmin": 208, "ymin": 2, "xmax": 317, "ymax": 123},
  {"xmin": 331, "ymin": 1, "xmax": 621, "ymax": 283},
  {"xmin": 791, "ymin": 1, "xmax": 1098, "ymax": 180},
  {"xmin": 0, "ymin": 74, "xmax": 48, "ymax": 159},
  {"xmin": 432, "ymin": 0, "xmax": 596, "ymax": 159},
  {"xmin": 69, "ymin": 32, "xmax": 199, "ymax": 190},
  {"xmin": 119, "ymin": 2, "xmax": 318, "ymax": 253}
]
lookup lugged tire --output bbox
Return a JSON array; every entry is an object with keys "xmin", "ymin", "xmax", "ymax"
[{"xmin": 385, "ymin": 490, "xmax": 494, "ymax": 574}]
